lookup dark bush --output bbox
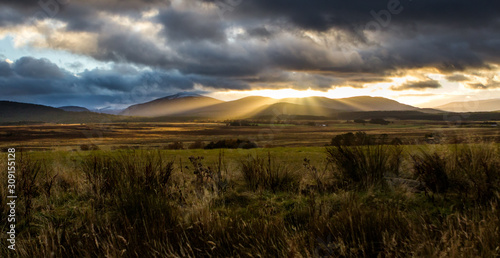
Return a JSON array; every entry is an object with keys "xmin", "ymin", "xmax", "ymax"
[
  {"xmin": 330, "ymin": 132, "xmax": 373, "ymax": 146},
  {"xmin": 411, "ymin": 151, "xmax": 449, "ymax": 194},
  {"xmin": 167, "ymin": 141, "xmax": 184, "ymax": 150},
  {"xmin": 450, "ymin": 144, "xmax": 500, "ymax": 203},
  {"xmin": 80, "ymin": 143, "xmax": 99, "ymax": 151},
  {"xmin": 188, "ymin": 140, "xmax": 205, "ymax": 149},
  {"xmin": 326, "ymin": 144, "xmax": 402, "ymax": 190},
  {"xmin": 205, "ymin": 139, "xmax": 257, "ymax": 149},
  {"xmin": 369, "ymin": 118, "xmax": 390, "ymax": 125},
  {"xmin": 240, "ymin": 152, "xmax": 300, "ymax": 192}
]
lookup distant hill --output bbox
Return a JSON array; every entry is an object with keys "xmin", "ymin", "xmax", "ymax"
[
  {"xmin": 251, "ymin": 102, "xmax": 336, "ymax": 118},
  {"xmin": 58, "ymin": 106, "xmax": 90, "ymax": 112},
  {"xmin": 183, "ymin": 96, "xmax": 278, "ymax": 119},
  {"xmin": 435, "ymin": 99, "xmax": 500, "ymax": 112},
  {"xmin": 282, "ymin": 96, "xmax": 418, "ymax": 111},
  {"xmin": 121, "ymin": 94, "xmax": 432, "ymax": 119},
  {"xmin": 0, "ymin": 101, "xmax": 119, "ymax": 124},
  {"xmin": 120, "ymin": 92, "xmax": 224, "ymax": 117},
  {"xmin": 3, "ymin": 94, "xmax": 500, "ymax": 124},
  {"xmin": 92, "ymin": 106, "xmax": 124, "ymax": 115}
]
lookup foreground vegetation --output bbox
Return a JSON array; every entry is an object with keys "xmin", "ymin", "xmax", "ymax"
[{"xmin": 1, "ymin": 142, "xmax": 499, "ymax": 257}]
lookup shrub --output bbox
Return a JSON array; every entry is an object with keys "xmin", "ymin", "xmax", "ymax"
[
  {"xmin": 188, "ymin": 140, "xmax": 205, "ymax": 149},
  {"xmin": 450, "ymin": 144, "xmax": 500, "ymax": 203},
  {"xmin": 167, "ymin": 141, "xmax": 184, "ymax": 150},
  {"xmin": 186, "ymin": 152, "xmax": 229, "ymax": 196},
  {"xmin": 369, "ymin": 118, "xmax": 390, "ymax": 125},
  {"xmin": 205, "ymin": 139, "xmax": 257, "ymax": 149},
  {"xmin": 81, "ymin": 154, "xmax": 120, "ymax": 197},
  {"xmin": 17, "ymin": 155, "xmax": 44, "ymax": 220},
  {"xmin": 411, "ymin": 150, "xmax": 449, "ymax": 194},
  {"xmin": 240, "ymin": 152, "xmax": 300, "ymax": 192},
  {"xmin": 330, "ymin": 132, "xmax": 375, "ymax": 146},
  {"xmin": 80, "ymin": 143, "xmax": 99, "ymax": 151},
  {"xmin": 82, "ymin": 151, "xmax": 174, "ymax": 197},
  {"xmin": 326, "ymin": 144, "xmax": 402, "ymax": 190}
]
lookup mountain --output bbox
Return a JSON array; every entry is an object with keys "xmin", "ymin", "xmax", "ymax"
[
  {"xmin": 0, "ymin": 101, "xmax": 119, "ymax": 124},
  {"xmin": 58, "ymin": 106, "xmax": 90, "ymax": 112},
  {"xmin": 251, "ymin": 102, "xmax": 336, "ymax": 118},
  {"xmin": 435, "ymin": 99, "xmax": 500, "ymax": 112},
  {"xmin": 120, "ymin": 92, "xmax": 224, "ymax": 117},
  {"xmin": 123, "ymin": 94, "xmax": 425, "ymax": 119},
  {"xmin": 281, "ymin": 96, "xmax": 419, "ymax": 111},
  {"xmin": 183, "ymin": 96, "xmax": 278, "ymax": 119},
  {"xmin": 93, "ymin": 106, "xmax": 124, "ymax": 115}
]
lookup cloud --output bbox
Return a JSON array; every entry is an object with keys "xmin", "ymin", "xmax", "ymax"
[
  {"xmin": 446, "ymin": 74, "xmax": 469, "ymax": 82},
  {"xmin": 466, "ymin": 82, "xmax": 500, "ymax": 89},
  {"xmin": 0, "ymin": 56, "xmax": 249, "ymax": 107},
  {"xmin": 0, "ymin": 0, "xmax": 500, "ymax": 103},
  {"xmin": 391, "ymin": 79, "xmax": 442, "ymax": 91},
  {"xmin": 0, "ymin": 60, "xmax": 13, "ymax": 77},
  {"xmin": 157, "ymin": 9, "xmax": 226, "ymax": 42},
  {"xmin": 12, "ymin": 57, "xmax": 66, "ymax": 79}
]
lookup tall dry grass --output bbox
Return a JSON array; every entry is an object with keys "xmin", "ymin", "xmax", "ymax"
[{"xmin": 1, "ymin": 144, "xmax": 499, "ymax": 257}]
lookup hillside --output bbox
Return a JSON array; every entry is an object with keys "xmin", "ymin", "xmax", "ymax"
[
  {"xmin": 251, "ymin": 102, "xmax": 336, "ymax": 118},
  {"xmin": 0, "ymin": 101, "xmax": 119, "ymax": 124},
  {"xmin": 436, "ymin": 99, "xmax": 500, "ymax": 112},
  {"xmin": 281, "ymin": 96, "xmax": 418, "ymax": 111},
  {"xmin": 58, "ymin": 106, "xmax": 90, "ymax": 112},
  {"xmin": 121, "ymin": 95, "xmax": 432, "ymax": 120},
  {"xmin": 120, "ymin": 92, "xmax": 224, "ymax": 117},
  {"xmin": 180, "ymin": 96, "xmax": 278, "ymax": 119}
]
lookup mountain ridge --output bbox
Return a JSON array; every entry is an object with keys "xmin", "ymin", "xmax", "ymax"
[{"xmin": 435, "ymin": 99, "xmax": 500, "ymax": 112}]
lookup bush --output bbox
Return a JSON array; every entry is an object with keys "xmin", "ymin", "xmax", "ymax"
[
  {"xmin": 80, "ymin": 143, "xmax": 99, "ymax": 151},
  {"xmin": 167, "ymin": 141, "xmax": 184, "ymax": 150},
  {"xmin": 369, "ymin": 118, "xmax": 390, "ymax": 125},
  {"xmin": 326, "ymin": 144, "xmax": 403, "ymax": 190},
  {"xmin": 205, "ymin": 139, "xmax": 257, "ymax": 149},
  {"xmin": 450, "ymin": 144, "xmax": 500, "ymax": 203},
  {"xmin": 330, "ymin": 132, "xmax": 374, "ymax": 146},
  {"xmin": 240, "ymin": 152, "xmax": 300, "ymax": 192},
  {"xmin": 186, "ymin": 152, "xmax": 229, "ymax": 196},
  {"xmin": 82, "ymin": 151, "xmax": 174, "ymax": 197},
  {"xmin": 188, "ymin": 140, "xmax": 205, "ymax": 149},
  {"xmin": 411, "ymin": 150, "xmax": 449, "ymax": 194}
]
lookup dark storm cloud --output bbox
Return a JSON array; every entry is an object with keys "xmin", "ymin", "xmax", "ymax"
[
  {"xmin": 157, "ymin": 9, "xmax": 226, "ymax": 42},
  {"xmin": 391, "ymin": 80, "xmax": 442, "ymax": 91},
  {"xmin": 13, "ymin": 57, "xmax": 66, "ymax": 79},
  {"xmin": 95, "ymin": 30, "xmax": 175, "ymax": 67},
  {"xmin": 213, "ymin": 0, "xmax": 500, "ymax": 33},
  {"xmin": 246, "ymin": 27, "xmax": 272, "ymax": 39},
  {"xmin": 0, "ymin": 0, "xmax": 500, "ymax": 96},
  {"xmin": 0, "ymin": 0, "xmax": 170, "ymax": 11},
  {"xmin": 0, "ymin": 61, "xmax": 13, "ymax": 77},
  {"xmin": 0, "ymin": 56, "xmax": 248, "ymax": 107},
  {"xmin": 0, "ymin": 7, "xmax": 25, "ymax": 26}
]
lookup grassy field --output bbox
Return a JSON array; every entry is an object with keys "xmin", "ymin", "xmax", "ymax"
[
  {"xmin": 0, "ymin": 122, "xmax": 499, "ymax": 257},
  {"xmin": 0, "ymin": 120, "xmax": 498, "ymax": 150}
]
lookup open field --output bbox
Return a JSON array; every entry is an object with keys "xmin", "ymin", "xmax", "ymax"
[
  {"xmin": 0, "ymin": 120, "xmax": 498, "ymax": 151},
  {"xmin": 0, "ymin": 120, "xmax": 499, "ymax": 257},
  {"xmin": 1, "ymin": 141, "xmax": 500, "ymax": 257}
]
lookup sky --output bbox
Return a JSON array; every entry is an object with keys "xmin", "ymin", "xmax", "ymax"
[{"xmin": 0, "ymin": 0, "xmax": 499, "ymax": 109}]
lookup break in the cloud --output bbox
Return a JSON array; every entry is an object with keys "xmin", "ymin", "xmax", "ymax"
[{"xmin": 0, "ymin": 0, "xmax": 499, "ymax": 108}]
